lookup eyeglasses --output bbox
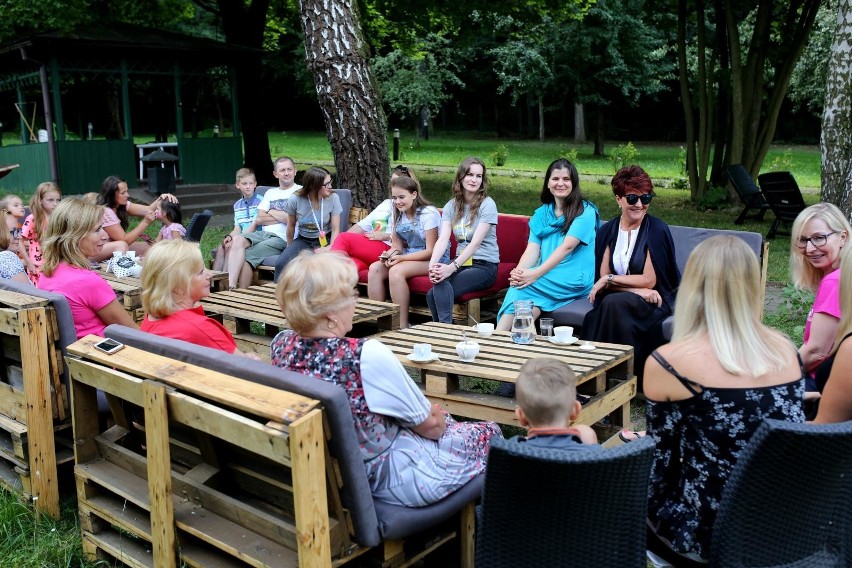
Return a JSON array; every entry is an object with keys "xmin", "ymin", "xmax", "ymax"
[
  {"xmin": 394, "ymin": 165, "xmax": 410, "ymax": 177},
  {"xmin": 796, "ymin": 232, "xmax": 837, "ymax": 249},
  {"xmin": 623, "ymin": 193, "xmax": 654, "ymax": 205},
  {"xmin": 9, "ymin": 228, "xmax": 20, "ymax": 239},
  {"xmin": 323, "ymin": 181, "xmax": 334, "ymax": 188}
]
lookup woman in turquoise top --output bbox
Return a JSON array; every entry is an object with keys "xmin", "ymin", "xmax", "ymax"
[{"xmin": 496, "ymin": 158, "xmax": 599, "ymax": 331}]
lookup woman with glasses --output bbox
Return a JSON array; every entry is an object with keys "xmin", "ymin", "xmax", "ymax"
[
  {"xmin": 790, "ymin": 203, "xmax": 850, "ymax": 393},
  {"xmin": 272, "ymin": 251, "xmax": 501, "ymax": 507},
  {"xmin": 330, "ymin": 165, "xmax": 417, "ymax": 275},
  {"xmin": 0, "ymin": 209, "xmax": 30, "ymax": 284},
  {"xmin": 582, "ymin": 165, "xmax": 680, "ymax": 387},
  {"xmin": 272, "ymin": 166, "xmax": 342, "ymax": 280}
]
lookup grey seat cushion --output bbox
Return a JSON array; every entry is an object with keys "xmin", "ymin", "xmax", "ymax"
[
  {"xmin": 0, "ymin": 279, "xmax": 78, "ymax": 386},
  {"xmin": 104, "ymin": 324, "xmax": 485, "ymax": 547}
]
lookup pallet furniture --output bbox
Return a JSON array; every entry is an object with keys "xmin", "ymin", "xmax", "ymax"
[
  {"xmin": 550, "ymin": 225, "xmax": 769, "ymax": 336},
  {"xmin": 0, "ymin": 283, "xmax": 80, "ymax": 519},
  {"xmin": 96, "ymin": 264, "xmax": 228, "ymax": 322},
  {"xmin": 100, "ymin": 325, "xmax": 483, "ymax": 567},
  {"xmin": 375, "ymin": 322, "xmax": 636, "ymax": 440},
  {"xmin": 201, "ymin": 283, "xmax": 400, "ymax": 358}
]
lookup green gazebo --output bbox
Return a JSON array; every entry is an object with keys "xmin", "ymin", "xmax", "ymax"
[{"xmin": 0, "ymin": 25, "xmax": 249, "ymax": 194}]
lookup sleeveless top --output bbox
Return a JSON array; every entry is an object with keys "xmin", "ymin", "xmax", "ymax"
[
  {"xmin": 270, "ymin": 331, "xmax": 398, "ymax": 462},
  {"xmin": 814, "ymin": 331, "xmax": 852, "ymax": 392},
  {"xmin": 646, "ymin": 350, "xmax": 806, "ymax": 559}
]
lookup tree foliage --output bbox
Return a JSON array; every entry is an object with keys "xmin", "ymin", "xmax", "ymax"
[{"xmin": 678, "ymin": 0, "xmax": 821, "ymax": 200}]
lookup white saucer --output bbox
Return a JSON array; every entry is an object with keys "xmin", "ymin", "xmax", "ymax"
[
  {"xmin": 406, "ymin": 353, "xmax": 440, "ymax": 363},
  {"xmin": 548, "ymin": 336, "xmax": 578, "ymax": 345},
  {"xmin": 578, "ymin": 343, "xmax": 596, "ymax": 351}
]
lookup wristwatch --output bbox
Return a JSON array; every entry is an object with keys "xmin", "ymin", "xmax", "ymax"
[{"xmin": 606, "ymin": 274, "xmax": 614, "ymax": 287}]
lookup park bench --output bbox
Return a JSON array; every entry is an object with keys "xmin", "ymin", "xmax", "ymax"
[
  {"xmin": 549, "ymin": 225, "xmax": 768, "ymax": 335},
  {"xmin": 0, "ymin": 281, "xmax": 79, "ymax": 519},
  {"xmin": 66, "ymin": 324, "xmax": 481, "ymax": 567}
]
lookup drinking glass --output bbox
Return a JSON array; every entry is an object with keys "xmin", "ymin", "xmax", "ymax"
[{"xmin": 539, "ymin": 318, "xmax": 554, "ymax": 338}]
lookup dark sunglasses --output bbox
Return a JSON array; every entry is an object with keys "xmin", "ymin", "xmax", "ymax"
[
  {"xmin": 623, "ymin": 193, "xmax": 654, "ymax": 205},
  {"xmin": 9, "ymin": 228, "xmax": 20, "ymax": 239}
]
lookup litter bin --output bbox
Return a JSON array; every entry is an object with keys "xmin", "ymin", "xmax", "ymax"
[{"xmin": 141, "ymin": 149, "xmax": 179, "ymax": 195}]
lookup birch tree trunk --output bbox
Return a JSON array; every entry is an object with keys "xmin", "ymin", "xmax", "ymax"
[
  {"xmin": 298, "ymin": 0, "xmax": 389, "ymax": 210},
  {"xmin": 821, "ymin": 0, "xmax": 852, "ymax": 215}
]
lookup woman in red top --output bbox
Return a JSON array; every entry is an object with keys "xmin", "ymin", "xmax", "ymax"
[{"xmin": 140, "ymin": 240, "xmax": 259, "ymax": 359}]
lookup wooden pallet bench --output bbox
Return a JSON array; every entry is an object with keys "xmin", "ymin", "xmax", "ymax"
[
  {"xmin": 0, "ymin": 287, "xmax": 76, "ymax": 519},
  {"xmin": 67, "ymin": 335, "xmax": 333, "ymax": 568}
]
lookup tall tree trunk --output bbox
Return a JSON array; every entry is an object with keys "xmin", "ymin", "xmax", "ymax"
[
  {"xmin": 574, "ymin": 103, "xmax": 586, "ymax": 143},
  {"xmin": 821, "ymin": 0, "xmax": 852, "ymax": 213},
  {"xmin": 218, "ymin": 0, "xmax": 274, "ymax": 185},
  {"xmin": 299, "ymin": 0, "xmax": 389, "ymax": 209},
  {"xmin": 593, "ymin": 109, "xmax": 605, "ymax": 156},
  {"xmin": 537, "ymin": 97, "xmax": 545, "ymax": 142}
]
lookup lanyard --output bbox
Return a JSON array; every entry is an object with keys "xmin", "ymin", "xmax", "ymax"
[{"xmin": 310, "ymin": 197, "xmax": 324, "ymax": 234}]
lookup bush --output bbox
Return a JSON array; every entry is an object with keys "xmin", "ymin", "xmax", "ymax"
[
  {"xmin": 610, "ymin": 142, "xmax": 639, "ymax": 172},
  {"xmin": 696, "ymin": 185, "xmax": 730, "ymax": 210},
  {"xmin": 489, "ymin": 144, "xmax": 509, "ymax": 167},
  {"xmin": 556, "ymin": 144, "xmax": 578, "ymax": 163}
]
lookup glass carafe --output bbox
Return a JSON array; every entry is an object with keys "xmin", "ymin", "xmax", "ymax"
[{"xmin": 510, "ymin": 300, "xmax": 536, "ymax": 344}]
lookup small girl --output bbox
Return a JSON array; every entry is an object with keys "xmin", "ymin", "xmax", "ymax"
[
  {"xmin": 367, "ymin": 175, "xmax": 446, "ymax": 328},
  {"xmin": 155, "ymin": 200, "xmax": 186, "ymax": 241},
  {"xmin": 0, "ymin": 195, "xmax": 27, "ymax": 226},
  {"xmin": 21, "ymin": 182, "xmax": 62, "ymax": 285}
]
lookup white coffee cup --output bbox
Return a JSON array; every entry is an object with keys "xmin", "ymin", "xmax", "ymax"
[
  {"xmin": 475, "ymin": 323, "xmax": 494, "ymax": 336},
  {"xmin": 413, "ymin": 343, "xmax": 432, "ymax": 359},
  {"xmin": 554, "ymin": 326, "xmax": 574, "ymax": 343},
  {"xmin": 456, "ymin": 340, "xmax": 480, "ymax": 362}
]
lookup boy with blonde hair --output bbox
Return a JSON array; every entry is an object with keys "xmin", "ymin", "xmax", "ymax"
[
  {"xmin": 212, "ymin": 167, "xmax": 262, "ymax": 272},
  {"xmin": 512, "ymin": 358, "xmax": 598, "ymax": 448}
]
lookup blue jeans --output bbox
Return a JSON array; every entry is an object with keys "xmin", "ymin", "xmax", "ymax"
[
  {"xmin": 273, "ymin": 237, "xmax": 320, "ymax": 281},
  {"xmin": 426, "ymin": 260, "xmax": 498, "ymax": 323}
]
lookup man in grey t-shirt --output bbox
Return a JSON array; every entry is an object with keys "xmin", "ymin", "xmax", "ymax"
[{"xmin": 226, "ymin": 157, "xmax": 300, "ymax": 288}]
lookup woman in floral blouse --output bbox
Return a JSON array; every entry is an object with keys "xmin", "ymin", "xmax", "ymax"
[{"xmin": 644, "ymin": 236, "xmax": 805, "ymax": 566}]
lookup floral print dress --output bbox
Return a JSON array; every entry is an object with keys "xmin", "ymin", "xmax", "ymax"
[
  {"xmin": 270, "ymin": 330, "xmax": 502, "ymax": 507},
  {"xmin": 646, "ymin": 350, "xmax": 806, "ymax": 560}
]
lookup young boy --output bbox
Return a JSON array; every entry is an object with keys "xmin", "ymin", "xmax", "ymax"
[
  {"xmin": 511, "ymin": 357, "xmax": 599, "ymax": 448},
  {"xmin": 212, "ymin": 168, "xmax": 262, "ymax": 271}
]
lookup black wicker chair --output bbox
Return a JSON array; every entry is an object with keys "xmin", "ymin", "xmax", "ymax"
[
  {"xmin": 726, "ymin": 164, "xmax": 769, "ymax": 225},
  {"xmin": 184, "ymin": 208, "xmax": 213, "ymax": 243},
  {"xmin": 758, "ymin": 171, "xmax": 807, "ymax": 239},
  {"xmin": 475, "ymin": 435, "xmax": 655, "ymax": 568},
  {"xmin": 709, "ymin": 419, "xmax": 852, "ymax": 567}
]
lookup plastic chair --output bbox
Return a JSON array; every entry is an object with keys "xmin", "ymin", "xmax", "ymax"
[
  {"xmin": 758, "ymin": 171, "xmax": 807, "ymax": 239},
  {"xmin": 709, "ymin": 419, "xmax": 852, "ymax": 567},
  {"xmin": 726, "ymin": 164, "xmax": 769, "ymax": 225},
  {"xmin": 184, "ymin": 209, "xmax": 213, "ymax": 242},
  {"xmin": 475, "ymin": 436, "xmax": 655, "ymax": 568}
]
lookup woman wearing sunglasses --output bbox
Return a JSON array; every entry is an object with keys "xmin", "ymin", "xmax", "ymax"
[
  {"xmin": 582, "ymin": 165, "xmax": 680, "ymax": 388},
  {"xmin": 790, "ymin": 203, "xmax": 850, "ymax": 395}
]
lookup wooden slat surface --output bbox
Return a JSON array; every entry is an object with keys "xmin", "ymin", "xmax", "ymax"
[
  {"xmin": 376, "ymin": 322, "xmax": 634, "ymax": 385},
  {"xmin": 68, "ymin": 336, "xmax": 320, "ymax": 425},
  {"xmin": 201, "ymin": 283, "xmax": 399, "ymax": 330},
  {"xmin": 96, "ymin": 264, "xmax": 229, "ymax": 309}
]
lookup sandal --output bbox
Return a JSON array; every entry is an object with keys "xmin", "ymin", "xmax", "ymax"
[{"xmin": 618, "ymin": 429, "xmax": 646, "ymax": 443}]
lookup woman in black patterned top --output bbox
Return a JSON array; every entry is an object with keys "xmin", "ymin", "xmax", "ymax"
[{"xmin": 644, "ymin": 236, "xmax": 805, "ymax": 566}]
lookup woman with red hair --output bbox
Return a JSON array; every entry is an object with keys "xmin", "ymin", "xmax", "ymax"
[{"xmin": 582, "ymin": 166, "xmax": 680, "ymax": 388}]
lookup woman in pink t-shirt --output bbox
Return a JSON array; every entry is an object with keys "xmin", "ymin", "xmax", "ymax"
[
  {"xmin": 38, "ymin": 198, "xmax": 138, "ymax": 338},
  {"xmin": 140, "ymin": 240, "xmax": 260, "ymax": 359},
  {"xmin": 790, "ymin": 203, "xmax": 851, "ymax": 392}
]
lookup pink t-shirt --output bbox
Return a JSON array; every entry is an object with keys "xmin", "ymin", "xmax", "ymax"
[
  {"xmin": 38, "ymin": 263, "xmax": 117, "ymax": 338},
  {"xmin": 102, "ymin": 207, "xmax": 120, "ymax": 228},
  {"xmin": 158, "ymin": 222, "xmax": 186, "ymax": 240},
  {"xmin": 804, "ymin": 268, "xmax": 842, "ymax": 345}
]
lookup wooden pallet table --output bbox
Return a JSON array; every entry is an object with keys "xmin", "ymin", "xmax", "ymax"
[
  {"xmin": 0, "ymin": 289, "xmax": 75, "ymax": 518},
  {"xmin": 201, "ymin": 284, "xmax": 400, "ymax": 359},
  {"xmin": 96, "ymin": 264, "xmax": 228, "ymax": 322},
  {"xmin": 67, "ymin": 336, "xmax": 333, "ymax": 568},
  {"xmin": 375, "ymin": 322, "xmax": 636, "ymax": 435}
]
